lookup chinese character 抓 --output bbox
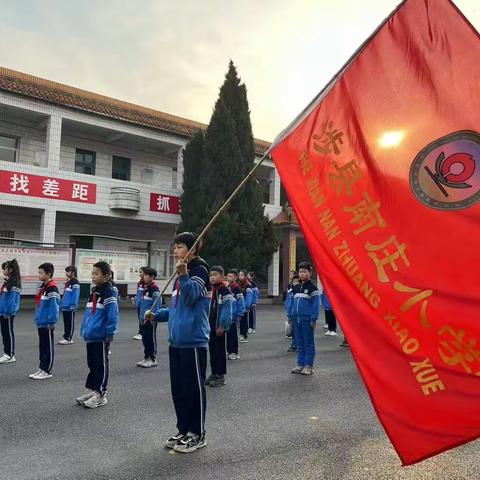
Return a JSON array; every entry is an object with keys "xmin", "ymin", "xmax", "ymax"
[
  {"xmin": 438, "ymin": 325, "xmax": 480, "ymax": 376},
  {"xmin": 157, "ymin": 195, "xmax": 170, "ymax": 212},
  {"xmin": 329, "ymin": 159, "xmax": 362, "ymax": 196},
  {"xmin": 72, "ymin": 183, "xmax": 88, "ymax": 201},
  {"xmin": 394, "ymin": 281, "xmax": 433, "ymax": 328},
  {"xmin": 10, "ymin": 173, "xmax": 29, "ymax": 193},
  {"xmin": 42, "ymin": 178, "xmax": 60, "ymax": 197},
  {"xmin": 312, "ymin": 121, "xmax": 344, "ymax": 155},
  {"xmin": 365, "ymin": 235, "xmax": 410, "ymax": 283},
  {"xmin": 344, "ymin": 191, "xmax": 386, "ymax": 235}
]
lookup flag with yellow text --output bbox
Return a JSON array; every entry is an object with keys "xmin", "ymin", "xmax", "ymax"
[{"xmin": 271, "ymin": 0, "xmax": 480, "ymax": 465}]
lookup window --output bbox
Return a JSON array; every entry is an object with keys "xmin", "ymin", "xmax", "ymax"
[
  {"xmin": 172, "ymin": 167, "xmax": 178, "ymax": 189},
  {"xmin": 112, "ymin": 156, "xmax": 131, "ymax": 181},
  {"xmin": 0, "ymin": 135, "xmax": 18, "ymax": 163},
  {"xmin": 0, "ymin": 230, "xmax": 14, "ymax": 245},
  {"xmin": 75, "ymin": 149, "xmax": 96, "ymax": 175}
]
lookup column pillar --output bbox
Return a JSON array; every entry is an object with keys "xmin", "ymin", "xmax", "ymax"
[
  {"xmin": 176, "ymin": 146, "xmax": 184, "ymax": 190},
  {"xmin": 40, "ymin": 208, "xmax": 56, "ymax": 246},
  {"xmin": 267, "ymin": 248, "xmax": 280, "ymax": 297},
  {"xmin": 46, "ymin": 113, "xmax": 62, "ymax": 171}
]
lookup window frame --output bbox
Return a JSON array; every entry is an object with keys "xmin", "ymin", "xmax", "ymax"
[
  {"xmin": 112, "ymin": 155, "xmax": 132, "ymax": 181},
  {"xmin": 0, "ymin": 134, "xmax": 19, "ymax": 163},
  {"xmin": 75, "ymin": 148, "xmax": 96, "ymax": 175}
]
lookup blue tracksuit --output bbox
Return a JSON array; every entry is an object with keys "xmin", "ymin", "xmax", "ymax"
[
  {"xmin": 80, "ymin": 282, "xmax": 119, "ymax": 395},
  {"xmin": 140, "ymin": 281, "xmax": 162, "ymax": 360},
  {"xmin": 60, "ymin": 278, "xmax": 80, "ymax": 311},
  {"xmin": 285, "ymin": 283, "xmax": 296, "ymax": 348},
  {"xmin": 248, "ymin": 280, "xmax": 259, "ymax": 330},
  {"xmin": 229, "ymin": 282, "xmax": 245, "ymax": 322},
  {"xmin": 0, "ymin": 281, "xmax": 21, "ymax": 317},
  {"xmin": 34, "ymin": 281, "xmax": 60, "ymax": 328},
  {"xmin": 80, "ymin": 282, "xmax": 119, "ymax": 342},
  {"xmin": 287, "ymin": 280, "xmax": 321, "ymax": 367},
  {"xmin": 154, "ymin": 256, "xmax": 211, "ymax": 438}
]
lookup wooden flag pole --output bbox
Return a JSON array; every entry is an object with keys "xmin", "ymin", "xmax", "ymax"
[{"xmin": 146, "ymin": 147, "xmax": 273, "ymax": 316}]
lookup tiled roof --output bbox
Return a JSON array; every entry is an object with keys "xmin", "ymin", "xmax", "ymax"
[
  {"xmin": 0, "ymin": 66, "xmax": 271, "ymax": 156},
  {"xmin": 272, "ymin": 206, "xmax": 299, "ymax": 226}
]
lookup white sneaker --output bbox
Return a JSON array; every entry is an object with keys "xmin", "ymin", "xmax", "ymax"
[
  {"xmin": 323, "ymin": 324, "xmax": 329, "ymax": 329},
  {"xmin": 327, "ymin": 331, "xmax": 338, "ymax": 336},
  {"xmin": 300, "ymin": 366, "xmax": 314, "ymax": 375},
  {"xmin": 84, "ymin": 392, "xmax": 107, "ymax": 409},
  {"xmin": 141, "ymin": 359, "xmax": 158, "ymax": 368},
  {"xmin": 76, "ymin": 390, "xmax": 95, "ymax": 405},
  {"xmin": 325, "ymin": 331, "xmax": 332, "ymax": 336},
  {"xmin": 28, "ymin": 370, "xmax": 42, "ymax": 378},
  {"xmin": 32, "ymin": 370, "xmax": 52, "ymax": 380},
  {"xmin": 228, "ymin": 353, "xmax": 240, "ymax": 360},
  {"xmin": 58, "ymin": 339, "xmax": 74, "ymax": 345},
  {"xmin": 137, "ymin": 359, "xmax": 147, "ymax": 367},
  {"xmin": 239, "ymin": 337, "xmax": 248, "ymax": 343},
  {"xmin": 247, "ymin": 328, "xmax": 253, "ymax": 334},
  {"xmin": 133, "ymin": 334, "xmax": 142, "ymax": 340},
  {"xmin": 0, "ymin": 354, "xmax": 16, "ymax": 364},
  {"xmin": 251, "ymin": 329, "xmax": 256, "ymax": 334}
]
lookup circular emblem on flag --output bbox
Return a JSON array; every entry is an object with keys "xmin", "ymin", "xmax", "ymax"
[{"xmin": 410, "ymin": 131, "xmax": 480, "ymax": 210}]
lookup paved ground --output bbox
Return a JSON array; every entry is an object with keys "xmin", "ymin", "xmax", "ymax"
[{"xmin": 0, "ymin": 306, "xmax": 478, "ymax": 480}]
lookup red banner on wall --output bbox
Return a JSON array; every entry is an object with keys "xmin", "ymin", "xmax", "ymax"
[
  {"xmin": 149, "ymin": 193, "xmax": 180, "ymax": 214},
  {"xmin": 271, "ymin": 0, "xmax": 480, "ymax": 466},
  {"xmin": 0, "ymin": 170, "xmax": 96, "ymax": 204}
]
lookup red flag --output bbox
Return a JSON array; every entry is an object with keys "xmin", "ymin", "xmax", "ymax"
[{"xmin": 271, "ymin": 0, "xmax": 480, "ymax": 466}]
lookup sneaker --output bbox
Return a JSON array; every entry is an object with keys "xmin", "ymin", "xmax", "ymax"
[
  {"xmin": 251, "ymin": 329, "xmax": 256, "ymax": 334},
  {"xmin": 133, "ymin": 334, "xmax": 142, "ymax": 340},
  {"xmin": 287, "ymin": 346, "xmax": 297, "ymax": 352},
  {"xmin": 328, "ymin": 331, "xmax": 338, "ymax": 336},
  {"xmin": 58, "ymin": 339, "xmax": 74, "ymax": 345},
  {"xmin": 323, "ymin": 324, "xmax": 329, "ymax": 329},
  {"xmin": 205, "ymin": 374, "xmax": 216, "ymax": 386},
  {"xmin": 0, "ymin": 354, "xmax": 16, "ymax": 364},
  {"xmin": 31, "ymin": 370, "xmax": 52, "ymax": 380},
  {"xmin": 239, "ymin": 337, "xmax": 248, "ymax": 343},
  {"xmin": 247, "ymin": 328, "xmax": 253, "ymax": 334},
  {"xmin": 28, "ymin": 370, "xmax": 42, "ymax": 378},
  {"xmin": 209, "ymin": 376, "xmax": 226, "ymax": 387},
  {"xmin": 301, "ymin": 366, "xmax": 314, "ymax": 375},
  {"xmin": 76, "ymin": 390, "xmax": 95, "ymax": 405},
  {"xmin": 166, "ymin": 432, "xmax": 187, "ymax": 449},
  {"xmin": 228, "ymin": 353, "xmax": 240, "ymax": 360},
  {"xmin": 340, "ymin": 340, "xmax": 350, "ymax": 348},
  {"xmin": 137, "ymin": 359, "xmax": 147, "ymax": 367},
  {"xmin": 291, "ymin": 366, "xmax": 303, "ymax": 374},
  {"xmin": 174, "ymin": 434, "xmax": 207, "ymax": 453},
  {"xmin": 84, "ymin": 392, "xmax": 107, "ymax": 409},
  {"xmin": 141, "ymin": 359, "xmax": 157, "ymax": 368}
]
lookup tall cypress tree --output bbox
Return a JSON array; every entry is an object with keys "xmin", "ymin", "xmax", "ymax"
[
  {"xmin": 178, "ymin": 130, "xmax": 205, "ymax": 233},
  {"xmin": 179, "ymin": 61, "xmax": 278, "ymax": 280}
]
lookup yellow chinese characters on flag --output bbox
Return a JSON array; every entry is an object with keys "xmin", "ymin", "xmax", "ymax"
[{"xmin": 271, "ymin": 0, "xmax": 480, "ymax": 466}]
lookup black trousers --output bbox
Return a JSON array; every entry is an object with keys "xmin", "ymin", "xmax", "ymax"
[
  {"xmin": 209, "ymin": 327, "xmax": 227, "ymax": 376},
  {"xmin": 86, "ymin": 341, "xmax": 109, "ymax": 395},
  {"xmin": 137, "ymin": 307, "xmax": 142, "ymax": 334},
  {"xmin": 169, "ymin": 346, "xmax": 207, "ymax": 437},
  {"xmin": 325, "ymin": 309, "xmax": 337, "ymax": 332},
  {"xmin": 248, "ymin": 305, "xmax": 257, "ymax": 330},
  {"xmin": 226, "ymin": 321, "xmax": 239, "ymax": 354},
  {"xmin": 62, "ymin": 310, "xmax": 76, "ymax": 341},
  {"xmin": 0, "ymin": 316, "xmax": 15, "ymax": 357},
  {"xmin": 38, "ymin": 327, "xmax": 54, "ymax": 373},
  {"xmin": 142, "ymin": 321, "xmax": 158, "ymax": 360},
  {"xmin": 239, "ymin": 312, "xmax": 249, "ymax": 337}
]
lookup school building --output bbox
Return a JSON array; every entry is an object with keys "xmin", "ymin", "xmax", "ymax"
[{"xmin": 0, "ymin": 67, "xmax": 312, "ymax": 297}]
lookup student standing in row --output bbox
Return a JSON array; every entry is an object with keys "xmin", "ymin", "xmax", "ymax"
[
  {"xmin": 133, "ymin": 268, "xmax": 145, "ymax": 340},
  {"xmin": 0, "ymin": 259, "xmax": 21, "ymax": 364},
  {"xmin": 238, "ymin": 270, "xmax": 253, "ymax": 343},
  {"xmin": 226, "ymin": 269, "xmax": 244, "ymax": 361},
  {"xmin": 77, "ymin": 261, "xmax": 119, "ymax": 409},
  {"xmin": 29, "ymin": 263, "xmax": 60, "ymax": 380},
  {"xmin": 247, "ymin": 271, "xmax": 259, "ymax": 334},
  {"xmin": 59, "ymin": 265, "xmax": 80, "ymax": 345}
]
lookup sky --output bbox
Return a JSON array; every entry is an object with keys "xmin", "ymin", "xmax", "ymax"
[{"xmin": 0, "ymin": 0, "xmax": 478, "ymax": 142}]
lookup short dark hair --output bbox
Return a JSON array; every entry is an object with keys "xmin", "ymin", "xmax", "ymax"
[
  {"xmin": 239, "ymin": 269, "xmax": 248, "ymax": 275},
  {"xmin": 93, "ymin": 261, "xmax": 111, "ymax": 277},
  {"xmin": 65, "ymin": 265, "xmax": 77, "ymax": 276},
  {"xmin": 228, "ymin": 269, "xmax": 239, "ymax": 276},
  {"xmin": 174, "ymin": 232, "xmax": 201, "ymax": 255},
  {"xmin": 298, "ymin": 261, "xmax": 313, "ymax": 272},
  {"xmin": 142, "ymin": 267, "xmax": 157, "ymax": 278},
  {"xmin": 247, "ymin": 271, "xmax": 255, "ymax": 278},
  {"xmin": 210, "ymin": 266, "xmax": 224, "ymax": 275},
  {"xmin": 292, "ymin": 273, "xmax": 300, "ymax": 280},
  {"xmin": 39, "ymin": 262, "xmax": 54, "ymax": 278}
]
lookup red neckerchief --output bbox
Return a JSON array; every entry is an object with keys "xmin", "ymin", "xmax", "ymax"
[
  {"xmin": 230, "ymin": 281, "xmax": 240, "ymax": 291},
  {"xmin": 91, "ymin": 291, "xmax": 98, "ymax": 314},
  {"xmin": 35, "ymin": 280, "xmax": 56, "ymax": 306},
  {"xmin": 174, "ymin": 278, "xmax": 180, "ymax": 307},
  {"xmin": 1, "ymin": 279, "xmax": 7, "ymax": 292},
  {"xmin": 240, "ymin": 279, "xmax": 251, "ymax": 291}
]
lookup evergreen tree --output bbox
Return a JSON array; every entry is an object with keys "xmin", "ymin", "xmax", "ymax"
[
  {"xmin": 178, "ymin": 130, "xmax": 204, "ymax": 233},
  {"xmin": 179, "ymin": 61, "xmax": 278, "ymax": 281}
]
